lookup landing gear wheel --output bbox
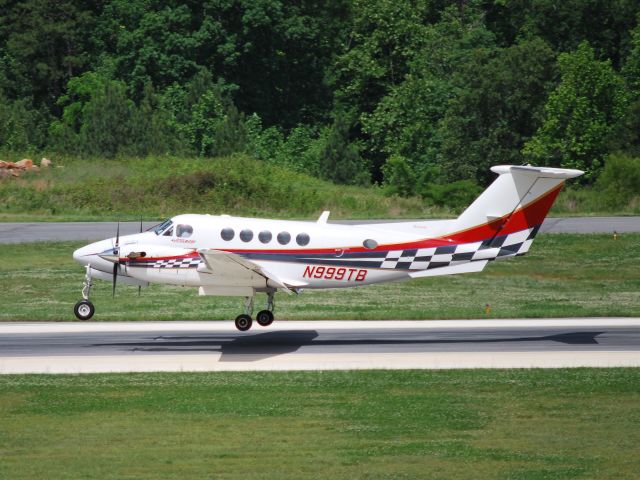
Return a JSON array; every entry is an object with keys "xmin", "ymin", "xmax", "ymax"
[
  {"xmin": 74, "ymin": 300, "xmax": 95, "ymax": 320},
  {"xmin": 235, "ymin": 314, "xmax": 253, "ymax": 331},
  {"xmin": 256, "ymin": 310, "xmax": 274, "ymax": 327}
]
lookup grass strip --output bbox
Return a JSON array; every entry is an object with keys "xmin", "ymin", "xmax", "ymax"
[
  {"xmin": 0, "ymin": 369, "xmax": 639, "ymax": 479},
  {"xmin": 0, "ymin": 233, "xmax": 639, "ymax": 321}
]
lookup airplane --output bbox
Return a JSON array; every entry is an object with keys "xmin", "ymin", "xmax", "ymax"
[{"xmin": 72, "ymin": 164, "xmax": 583, "ymax": 330}]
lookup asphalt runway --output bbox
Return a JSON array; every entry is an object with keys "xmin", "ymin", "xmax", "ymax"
[
  {"xmin": 0, "ymin": 216, "xmax": 638, "ymax": 243},
  {"xmin": 1, "ymin": 319, "xmax": 639, "ymax": 373}
]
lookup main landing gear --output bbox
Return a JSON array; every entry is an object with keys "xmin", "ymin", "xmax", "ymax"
[
  {"xmin": 234, "ymin": 291, "xmax": 276, "ymax": 331},
  {"xmin": 74, "ymin": 265, "xmax": 96, "ymax": 320}
]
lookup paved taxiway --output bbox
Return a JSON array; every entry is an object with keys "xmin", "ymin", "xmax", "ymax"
[
  {"xmin": 1, "ymin": 319, "xmax": 639, "ymax": 373},
  {"xmin": 1, "ymin": 216, "xmax": 639, "ymax": 243}
]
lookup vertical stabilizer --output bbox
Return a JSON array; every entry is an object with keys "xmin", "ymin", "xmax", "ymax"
[{"xmin": 452, "ymin": 165, "xmax": 583, "ymax": 246}]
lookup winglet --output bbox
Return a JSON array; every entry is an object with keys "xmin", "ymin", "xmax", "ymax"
[{"xmin": 317, "ymin": 211, "xmax": 330, "ymax": 224}]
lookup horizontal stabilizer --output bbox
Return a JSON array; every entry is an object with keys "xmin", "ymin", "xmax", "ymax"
[{"xmin": 490, "ymin": 165, "xmax": 583, "ymax": 179}]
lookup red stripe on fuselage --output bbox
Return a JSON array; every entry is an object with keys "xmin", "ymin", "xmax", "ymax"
[
  {"xmin": 126, "ymin": 252, "xmax": 200, "ymax": 263},
  {"xmin": 224, "ymin": 182, "xmax": 563, "ymax": 254},
  {"xmin": 125, "ymin": 183, "xmax": 562, "ymax": 263}
]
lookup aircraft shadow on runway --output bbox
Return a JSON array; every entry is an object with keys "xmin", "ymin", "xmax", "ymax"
[{"xmin": 90, "ymin": 330, "xmax": 604, "ymax": 362}]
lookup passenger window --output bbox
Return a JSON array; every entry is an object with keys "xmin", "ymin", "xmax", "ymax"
[
  {"xmin": 277, "ymin": 232, "xmax": 291, "ymax": 245},
  {"xmin": 258, "ymin": 231, "xmax": 272, "ymax": 244},
  {"xmin": 296, "ymin": 233, "xmax": 310, "ymax": 246},
  {"xmin": 176, "ymin": 224, "xmax": 193, "ymax": 238},
  {"xmin": 363, "ymin": 239, "xmax": 378, "ymax": 249},
  {"xmin": 240, "ymin": 229, "xmax": 253, "ymax": 242},
  {"xmin": 221, "ymin": 228, "xmax": 234, "ymax": 241}
]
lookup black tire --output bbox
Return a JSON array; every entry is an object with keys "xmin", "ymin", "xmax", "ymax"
[
  {"xmin": 256, "ymin": 310, "xmax": 274, "ymax": 327},
  {"xmin": 235, "ymin": 314, "xmax": 252, "ymax": 331},
  {"xmin": 74, "ymin": 300, "xmax": 95, "ymax": 320}
]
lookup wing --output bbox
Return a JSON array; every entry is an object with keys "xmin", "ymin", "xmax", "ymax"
[{"xmin": 198, "ymin": 249, "xmax": 307, "ymax": 292}]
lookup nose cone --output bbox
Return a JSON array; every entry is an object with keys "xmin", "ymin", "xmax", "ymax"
[
  {"xmin": 73, "ymin": 244, "xmax": 92, "ymax": 264},
  {"xmin": 73, "ymin": 239, "xmax": 115, "ymax": 272}
]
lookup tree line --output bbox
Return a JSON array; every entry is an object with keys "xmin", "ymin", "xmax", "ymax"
[{"xmin": 2, "ymin": 0, "xmax": 640, "ymax": 200}]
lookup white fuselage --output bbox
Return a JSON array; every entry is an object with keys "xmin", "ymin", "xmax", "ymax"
[
  {"xmin": 72, "ymin": 166, "xmax": 584, "ymax": 297},
  {"xmin": 73, "ymin": 214, "xmax": 438, "ymax": 292},
  {"xmin": 70, "ymin": 165, "xmax": 584, "ymax": 326}
]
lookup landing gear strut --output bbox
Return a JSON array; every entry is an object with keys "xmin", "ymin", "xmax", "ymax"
[
  {"xmin": 74, "ymin": 265, "xmax": 95, "ymax": 320},
  {"xmin": 234, "ymin": 291, "xmax": 276, "ymax": 331}
]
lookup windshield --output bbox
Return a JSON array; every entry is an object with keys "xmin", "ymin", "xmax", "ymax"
[{"xmin": 151, "ymin": 219, "xmax": 173, "ymax": 235}]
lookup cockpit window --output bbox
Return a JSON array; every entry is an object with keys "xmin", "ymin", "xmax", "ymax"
[
  {"xmin": 163, "ymin": 226, "xmax": 174, "ymax": 236},
  {"xmin": 176, "ymin": 224, "xmax": 193, "ymax": 238},
  {"xmin": 153, "ymin": 219, "xmax": 173, "ymax": 235}
]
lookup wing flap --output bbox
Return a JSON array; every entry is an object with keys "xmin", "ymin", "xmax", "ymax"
[{"xmin": 198, "ymin": 249, "xmax": 306, "ymax": 292}]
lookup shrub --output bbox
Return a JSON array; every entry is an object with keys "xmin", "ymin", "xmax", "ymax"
[
  {"xmin": 421, "ymin": 179, "xmax": 482, "ymax": 211},
  {"xmin": 595, "ymin": 153, "xmax": 640, "ymax": 209},
  {"xmin": 0, "ymin": 96, "xmax": 49, "ymax": 153},
  {"xmin": 382, "ymin": 155, "xmax": 417, "ymax": 197},
  {"xmin": 318, "ymin": 113, "xmax": 370, "ymax": 186}
]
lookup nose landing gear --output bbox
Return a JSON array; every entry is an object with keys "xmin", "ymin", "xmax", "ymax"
[
  {"xmin": 74, "ymin": 265, "xmax": 96, "ymax": 320},
  {"xmin": 74, "ymin": 300, "xmax": 95, "ymax": 320}
]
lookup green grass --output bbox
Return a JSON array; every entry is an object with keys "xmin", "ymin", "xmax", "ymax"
[
  {"xmin": 0, "ymin": 369, "xmax": 639, "ymax": 479},
  {"xmin": 0, "ymin": 154, "xmax": 436, "ymax": 221},
  {"xmin": 0, "ymin": 233, "xmax": 638, "ymax": 321}
]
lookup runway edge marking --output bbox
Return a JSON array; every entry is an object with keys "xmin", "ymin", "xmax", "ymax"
[
  {"xmin": 2, "ymin": 351, "xmax": 640, "ymax": 374},
  {"xmin": 1, "ymin": 318, "xmax": 640, "ymax": 334}
]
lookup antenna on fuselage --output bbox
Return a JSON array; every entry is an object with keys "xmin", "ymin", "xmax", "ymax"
[{"xmin": 317, "ymin": 211, "xmax": 330, "ymax": 224}]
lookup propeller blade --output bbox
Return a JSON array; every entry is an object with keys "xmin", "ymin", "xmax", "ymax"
[
  {"xmin": 112, "ymin": 263, "xmax": 118, "ymax": 298},
  {"xmin": 112, "ymin": 221, "xmax": 121, "ymax": 298},
  {"xmin": 140, "ymin": 218, "xmax": 143, "ymax": 233}
]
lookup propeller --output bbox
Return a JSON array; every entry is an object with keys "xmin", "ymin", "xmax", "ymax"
[
  {"xmin": 138, "ymin": 219, "xmax": 143, "ymax": 296},
  {"xmin": 112, "ymin": 221, "xmax": 120, "ymax": 298},
  {"xmin": 98, "ymin": 220, "xmax": 146, "ymax": 297}
]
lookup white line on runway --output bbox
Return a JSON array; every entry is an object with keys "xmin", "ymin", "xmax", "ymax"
[
  {"xmin": 2, "ymin": 351, "xmax": 640, "ymax": 374},
  {"xmin": 2, "ymin": 318, "xmax": 640, "ymax": 334}
]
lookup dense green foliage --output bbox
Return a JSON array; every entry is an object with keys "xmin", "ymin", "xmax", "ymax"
[{"xmin": 2, "ymin": 0, "xmax": 640, "ymax": 200}]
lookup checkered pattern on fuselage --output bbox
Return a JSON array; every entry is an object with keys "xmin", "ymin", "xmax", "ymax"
[
  {"xmin": 152, "ymin": 257, "xmax": 201, "ymax": 269},
  {"xmin": 135, "ymin": 225, "xmax": 540, "ymax": 273},
  {"xmin": 378, "ymin": 225, "xmax": 540, "ymax": 270}
]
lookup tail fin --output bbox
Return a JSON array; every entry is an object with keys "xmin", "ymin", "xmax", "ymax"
[{"xmin": 451, "ymin": 165, "xmax": 583, "ymax": 250}]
